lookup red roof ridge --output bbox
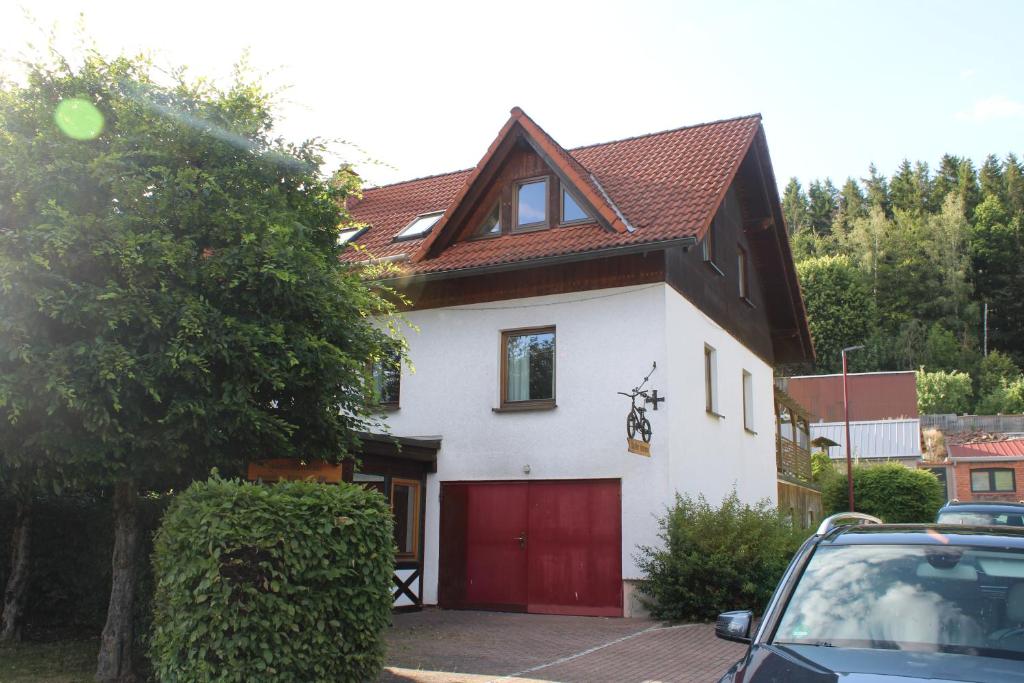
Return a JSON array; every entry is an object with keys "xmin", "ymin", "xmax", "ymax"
[
  {"xmin": 362, "ymin": 166, "xmax": 472, "ymax": 193},
  {"xmin": 359, "ymin": 112, "xmax": 763, "ymax": 195},
  {"xmin": 567, "ymin": 113, "xmax": 763, "ymax": 152}
]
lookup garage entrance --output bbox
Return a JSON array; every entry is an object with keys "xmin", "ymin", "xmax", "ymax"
[{"xmin": 439, "ymin": 479, "xmax": 622, "ymax": 617}]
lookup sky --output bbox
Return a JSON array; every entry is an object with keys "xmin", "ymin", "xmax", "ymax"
[{"xmin": 2, "ymin": 0, "xmax": 1022, "ymax": 190}]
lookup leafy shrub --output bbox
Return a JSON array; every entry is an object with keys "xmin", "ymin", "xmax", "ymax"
[
  {"xmin": 916, "ymin": 368, "xmax": 972, "ymax": 414},
  {"xmin": 822, "ymin": 463, "xmax": 944, "ymax": 522},
  {"xmin": 635, "ymin": 491, "xmax": 808, "ymax": 621},
  {"xmin": 150, "ymin": 477, "xmax": 394, "ymax": 683},
  {"xmin": 811, "ymin": 451, "xmax": 836, "ymax": 484}
]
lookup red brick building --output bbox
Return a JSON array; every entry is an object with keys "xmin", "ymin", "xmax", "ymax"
[{"xmin": 947, "ymin": 439, "xmax": 1024, "ymax": 503}]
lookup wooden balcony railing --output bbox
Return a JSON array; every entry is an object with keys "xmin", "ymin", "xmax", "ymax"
[{"xmin": 778, "ymin": 437, "xmax": 812, "ymax": 482}]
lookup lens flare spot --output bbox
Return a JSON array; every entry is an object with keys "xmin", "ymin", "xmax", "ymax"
[{"xmin": 54, "ymin": 98, "xmax": 104, "ymax": 140}]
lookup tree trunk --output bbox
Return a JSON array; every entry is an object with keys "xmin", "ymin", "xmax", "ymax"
[
  {"xmin": 96, "ymin": 480, "xmax": 139, "ymax": 683},
  {"xmin": 0, "ymin": 496, "xmax": 32, "ymax": 642}
]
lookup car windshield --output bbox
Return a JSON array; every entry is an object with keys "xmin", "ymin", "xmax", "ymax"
[
  {"xmin": 773, "ymin": 543, "xmax": 1024, "ymax": 660},
  {"xmin": 938, "ymin": 511, "xmax": 1024, "ymax": 527}
]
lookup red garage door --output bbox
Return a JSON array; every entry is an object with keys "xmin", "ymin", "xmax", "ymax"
[{"xmin": 439, "ymin": 479, "xmax": 622, "ymax": 617}]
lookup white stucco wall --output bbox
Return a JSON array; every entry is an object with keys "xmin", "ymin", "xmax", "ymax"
[{"xmin": 379, "ymin": 282, "xmax": 777, "ymax": 605}]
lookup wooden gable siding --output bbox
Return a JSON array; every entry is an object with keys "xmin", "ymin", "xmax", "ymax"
[
  {"xmin": 396, "ymin": 251, "xmax": 665, "ymax": 311},
  {"xmin": 451, "ymin": 139, "xmax": 602, "ymax": 242},
  {"xmin": 665, "ymin": 183, "xmax": 776, "ymax": 362}
]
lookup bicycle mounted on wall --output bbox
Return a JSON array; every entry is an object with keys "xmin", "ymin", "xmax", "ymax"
[{"xmin": 618, "ymin": 362, "xmax": 665, "ymax": 444}]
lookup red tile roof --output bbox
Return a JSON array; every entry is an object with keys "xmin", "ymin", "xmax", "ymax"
[
  {"xmin": 949, "ymin": 439, "xmax": 1024, "ymax": 458},
  {"xmin": 344, "ymin": 110, "xmax": 762, "ymax": 275}
]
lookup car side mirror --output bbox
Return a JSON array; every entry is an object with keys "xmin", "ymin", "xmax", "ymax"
[{"xmin": 715, "ymin": 610, "xmax": 753, "ymax": 644}]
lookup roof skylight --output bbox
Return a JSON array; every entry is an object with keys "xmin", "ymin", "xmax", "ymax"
[
  {"xmin": 338, "ymin": 227, "xmax": 366, "ymax": 245},
  {"xmin": 396, "ymin": 211, "xmax": 444, "ymax": 240}
]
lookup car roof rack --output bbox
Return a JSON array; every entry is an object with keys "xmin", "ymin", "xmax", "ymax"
[{"xmin": 816, "ymin": 512, "xmax": 883, "ymax": 536}]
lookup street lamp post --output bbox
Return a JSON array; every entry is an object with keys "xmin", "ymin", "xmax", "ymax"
[{"xmin": 842, "ymin": 345, "xmax": 864, "ymax": 512}]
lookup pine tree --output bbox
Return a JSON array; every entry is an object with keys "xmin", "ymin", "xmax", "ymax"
[
  {"xmin": 836, "ymin": 177, "xmax": 867, "ymax": 233},
  {"xmin": 807, "ymin": 179, "xmax": 837, "ymax": 235},
  {"xmin": 1004, "ymin": 153, "xmax": 1024, "ymax": 217},
  {"xmin": 932, "ymin": 154, "xmax": 962, "ymax": 208},
  {"xmin": 863, "ymin": 163, "xmax": 891, "ymax": 217},
  {"xmin": 890, "ymin": 159, "xmax": 919, "ymax": 213},
  {"xmin": 914, "ymin": 161, "xmax": 934, "ymax": 212},
  {"xmin": 979, "ymin": 153, "xmax": 1005, "ymax": 203},
  {"xmin": 958, "ymin": 158, "xmax": 982, "ymax": 218},
  {"xmin": 782, "ymin": 178, "xmax": 809, "ymax": 234}
]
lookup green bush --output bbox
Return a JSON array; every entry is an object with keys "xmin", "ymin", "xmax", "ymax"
[
  {"xmin": 635, "ymin": 491, "xmax": 809, "ymax": 621},
  {"xmin": 150, "ymin": 477, "xmax": 394, "ymax": 683},
  {"xmin": 822, "ymin": 463, "xmax": 944, "ymax": 522}
]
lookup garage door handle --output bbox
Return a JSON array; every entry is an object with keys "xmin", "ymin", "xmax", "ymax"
[{"xmin": 514, "ymin": 532, "xmax": 527, "ymax": 548}]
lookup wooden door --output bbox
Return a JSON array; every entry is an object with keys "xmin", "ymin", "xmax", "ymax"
[
  {"xmin": 440, "ymin": 481, "xmax": 529, "ymax": 611},
  {"xmin": 527, "ymin": 479, "xmax": 622, "ymax": 616},
  {"xmin": 440, "ymin": 480, "xmax": 621, "ymax": 616}
]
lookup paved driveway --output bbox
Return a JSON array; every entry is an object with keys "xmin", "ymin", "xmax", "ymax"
[{"xmin": 380, "ymin": 609, "xmax": 746, "ymax": 682}]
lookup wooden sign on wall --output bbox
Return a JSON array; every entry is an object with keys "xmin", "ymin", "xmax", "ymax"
[{"xmin": 627, "ymin": 438, "xmax": 651, "ymax": 457}]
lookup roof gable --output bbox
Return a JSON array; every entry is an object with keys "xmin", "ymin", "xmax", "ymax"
[{"xmin": 411, "ymin": 108, "xmax": 629, "ymax": 263}]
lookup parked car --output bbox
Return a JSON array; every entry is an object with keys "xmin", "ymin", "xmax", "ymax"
[
  {"xmin": 938, "ymin": 501, "xmax": 1024, "ymax": 527},
  {"xmin": 715, "ymin": 513, "xmax": 1024, "ymax": 682}
]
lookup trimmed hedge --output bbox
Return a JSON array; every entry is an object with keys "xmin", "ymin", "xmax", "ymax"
[
  {"xmin": 149, "ymin": 477, "xmax": 394, "ymax": 682},
  {"xmin": 635, "ymin": 491, "xmax": 809, "ymax": 621},
  {"xmin": 822, "ymin": 462, "xmax": 944, "ymax": 522}
]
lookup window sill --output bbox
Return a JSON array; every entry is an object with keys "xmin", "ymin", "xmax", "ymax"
[
  {"xmin": 706, "ymin": 409, "xmax": 726, "ymax": 420},
  {"xmin": 375, "ymin": 404, "xmax": 400, "ymax": 413},
  {"xmin": 744, "ymin": 427, "xmax": 757, "ymax": 435},
  {"xmin": 704, "ymin": 260, "xmax": 725, "ymax": 277},
  {"xmin": 493, "ymin": 402, "xmax": 557, "ymax": 413}
]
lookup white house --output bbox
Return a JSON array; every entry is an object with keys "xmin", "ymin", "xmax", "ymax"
[{"xmin": 341, "ymin": 107, "xmax": 812, "ymax": 617}]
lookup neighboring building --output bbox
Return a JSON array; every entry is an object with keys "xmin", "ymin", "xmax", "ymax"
[
  {"xmin": 780, "ymin": 371, "xmax": 921, "ymax": 466},
  {"xmin": 774, "ymin": 386, "xmax": 822, "ymax": 527},
  {"xmin": 781, "ymin": 370, "xmax": 918, "ymax": 422},
  {"xmin": 920, "ymin": 415, "xmax": 1024, "ymax": 501},
  {"xmin": 337, "ymin": 107, "xmax": 812, "ymax": 616},
  {"xmin": 946, "ymin": 439, "xmax": 1024, "ymax": 503}
]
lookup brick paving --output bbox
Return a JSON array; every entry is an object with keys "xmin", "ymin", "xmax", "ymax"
[{"xmin": 379, "ymin": 609, "xmax": 746, "ymax": 682}]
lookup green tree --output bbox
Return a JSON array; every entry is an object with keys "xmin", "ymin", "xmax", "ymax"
[
  {"xmin": 916, "ymin": 369, "xmax": 973, "ymax": 414},
  {"xmin": 932, "ymin": 154, "xmax": 962, "ymax": 208},
  {"xmin": 890, "ymin": 159, "xmax": 921, "ymax": 214},
  {"xmin": 970, "ymin": 195, "xmax": 1024, "ymax": 362},
  {"xmin": 979, "ymin": 153, "xmax": 1006, "ymax": 203},
  {"xmin": 0, "ymin": 52, "xmax": 399, "ymax": 680},
  {"xmin": 1004, "ymin": 153, "xmax": 1024, "ymax": 217},
  {"xmin": 796, "ymin": 255, "xmax": 876, "ymax": 373},
  {"xmin": 978, "ymin": 350, "xmax": 1021, "ymax": 397},
  {"xmin": 783, "ymin": 178, "xmax": 809, "ymax": 234},
  {"xmin": 835, "ymin": 177, "xmax": 867, "ymax": 234},
  {"xmin": 957, "ymin": 158, "xmax": 982, "ymax": 218},
  {"xmin": 807, "ymin": 179, "xmax": 838, "ymax": 235},
  {"xmin": 976, "ymin": 377, "xmax": 1024, "ymax": 414},
  {"xmin": 863, "ymin": 163, "xmax": 891, "ymax": 217}
]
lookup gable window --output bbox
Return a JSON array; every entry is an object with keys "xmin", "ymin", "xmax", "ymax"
[
  {"xmin": 738, "ymin": 245, "xmax": 750, "ymax": 300},
  {"xmin": 971, "ymin": 468, "xmax": 1016, "ymax": 493},
  {"xmin": 561, "ymin": 188, "xmax": 589, "ymax": 224},
  {"xmin": 396, "ymin": 211, "xmax": 443, "ymax": 240},
  {"xmin": 704, "ymin": 344, "xmax": 719, "ymax": 415},
  {"xmin": 742, "ymin": 370, "xmax": 754, "ymax": 432},
  {"xmin": 371, "ymin": 351, "xmax": 401, "ymax": 408},
  {"xmin": 501, "ymin": 327, "xmax": 555, "ymax": 408},
  {"xmin": 515, "ymin": 178, "xmax": 548, "ymax": 230},
  {"xmin": 478, "ymin": 202, "xmax": 501, "ymax": 236}
]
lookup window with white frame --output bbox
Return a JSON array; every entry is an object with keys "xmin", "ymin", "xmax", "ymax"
[
  {"xmin": 742, "ymin": 370, "xmax": 753, "ymax": 431},
  {"xmin": 704, "ymin": 344, "xmax": 718, "ymax": 415}
]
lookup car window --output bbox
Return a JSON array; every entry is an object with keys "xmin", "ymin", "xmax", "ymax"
[
  {"xmin": 938, "ymin": 511, "xmax": 1024, "ymax": 527},
  {"xmin": 773, "ymin": 543, "xmax": 1024, "ymax": 659}
]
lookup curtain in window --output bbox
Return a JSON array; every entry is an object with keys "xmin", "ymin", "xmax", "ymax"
[{"xmin": 507, "ymin": 335, "xmax": 531, "ymax": 401}]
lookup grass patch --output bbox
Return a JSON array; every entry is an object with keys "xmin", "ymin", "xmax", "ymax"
[{"xmin": 0, "ymin": 638, "xmax": 97, "ymax": 683}]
